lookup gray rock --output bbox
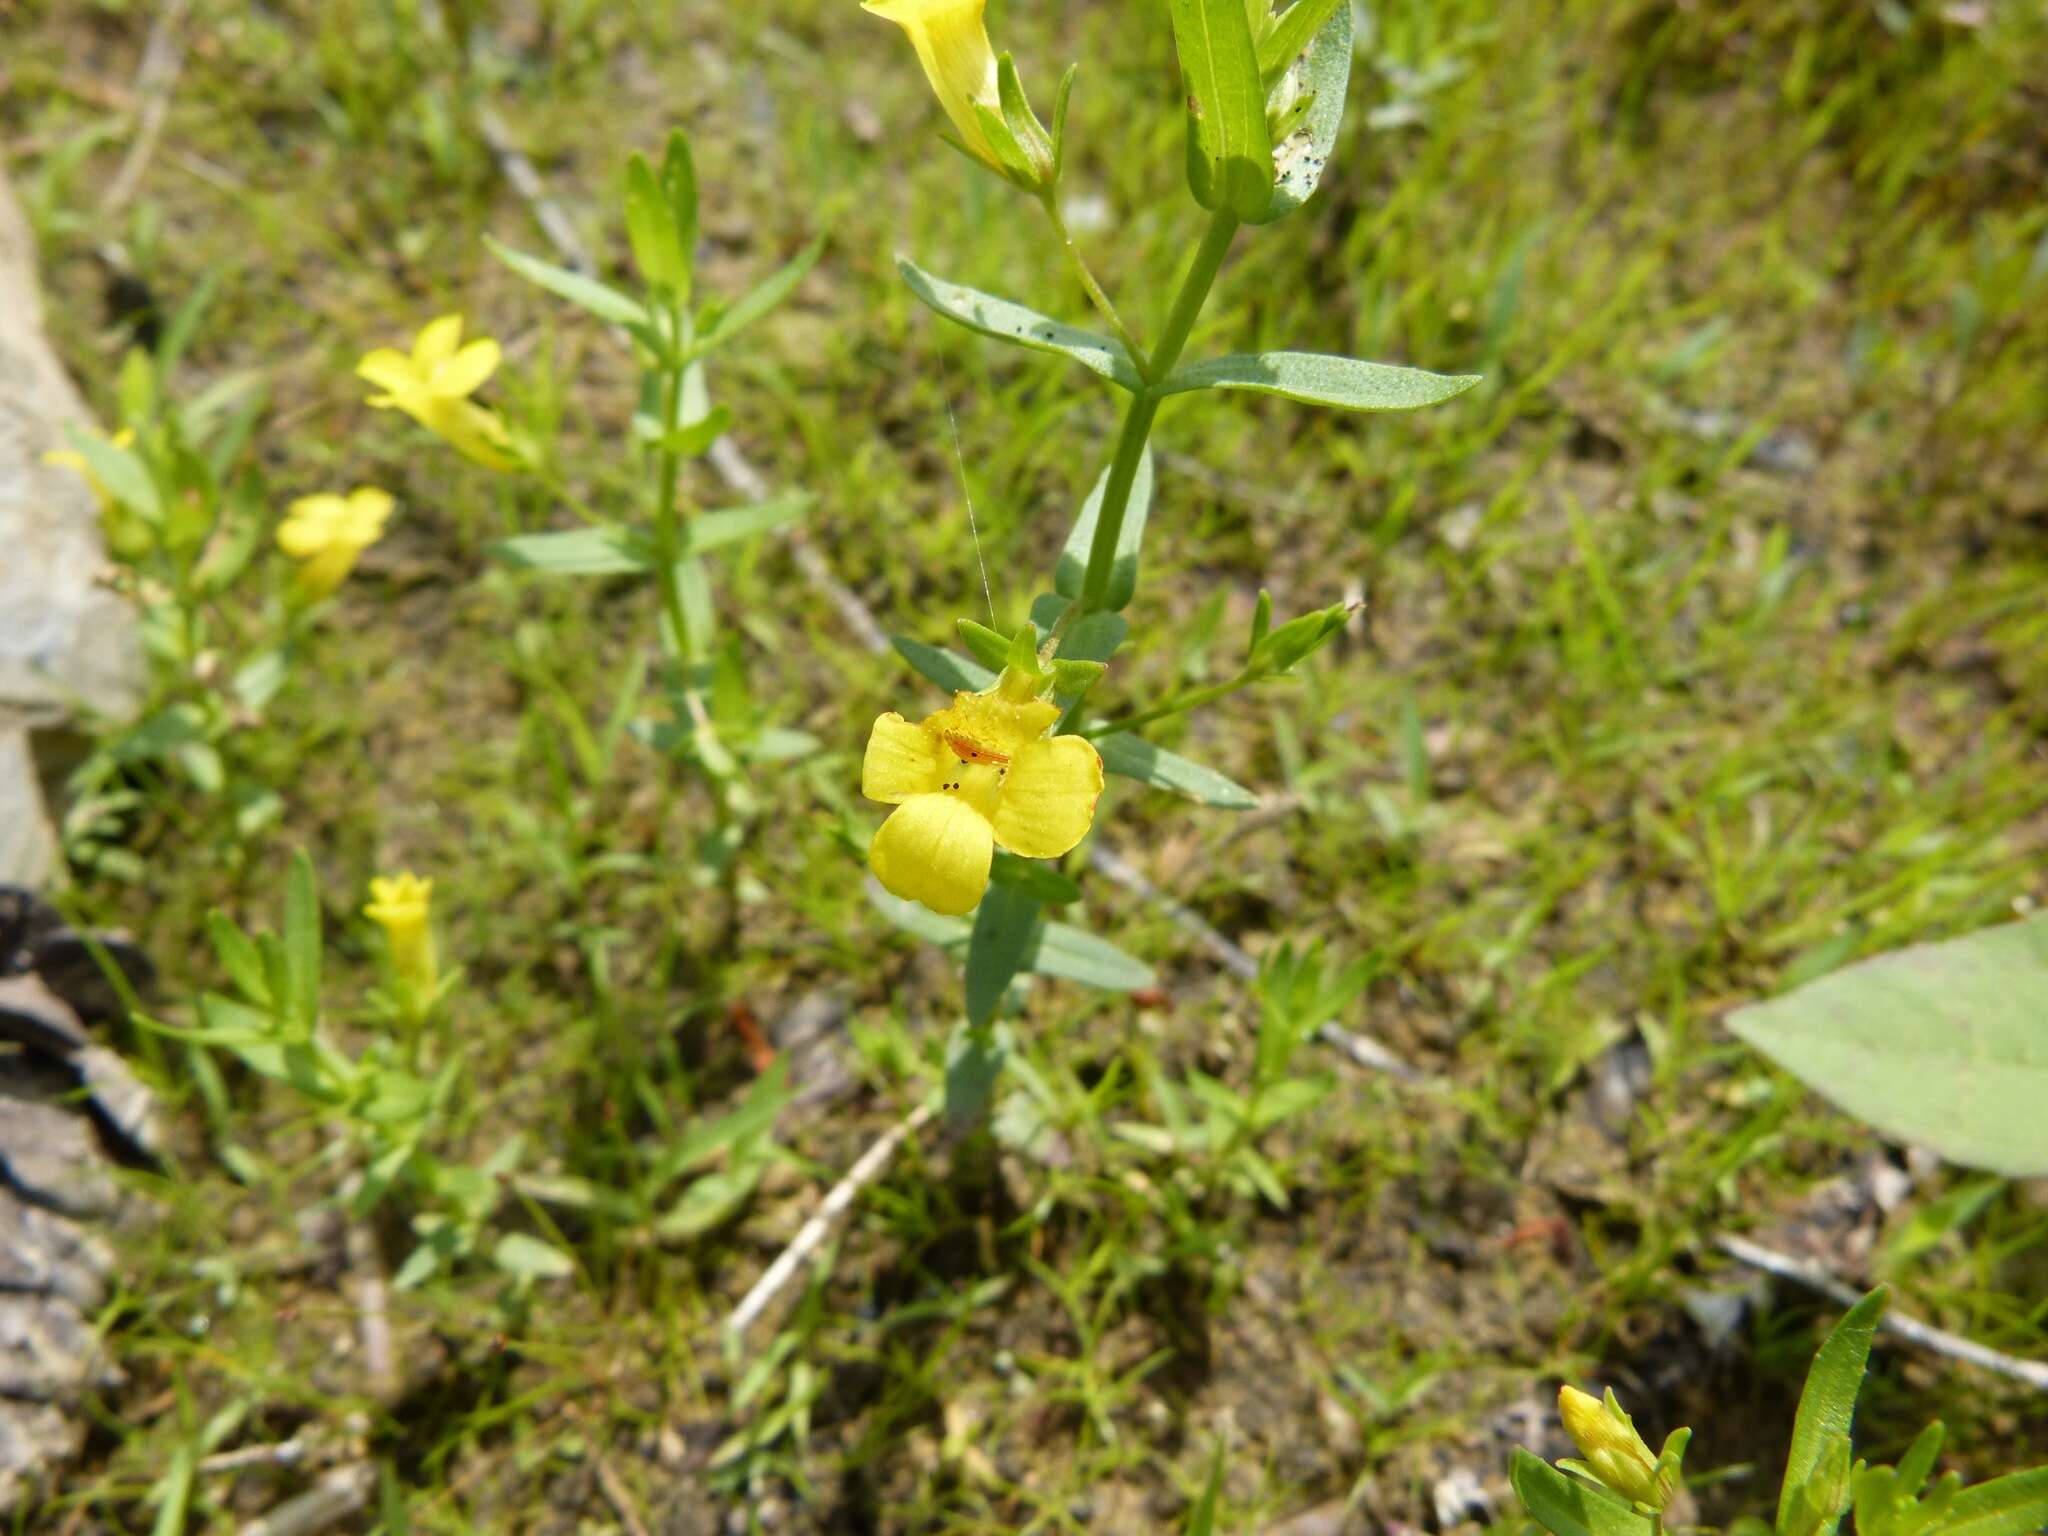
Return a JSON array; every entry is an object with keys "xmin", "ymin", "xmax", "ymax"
[{"xmin": 0, "ymin": 171, "xmax": 141, "ymax": 886}]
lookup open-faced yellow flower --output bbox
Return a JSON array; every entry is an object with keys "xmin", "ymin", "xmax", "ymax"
[
  {"xmin": 356, "ymin": 314, "xmax": 518, "ymax": 470},
  {"xmin": 364, "ymin": 872, "xmax": 437, "ymax": 999},
  {"xmin": 45, "ymin": 428, "xmax": 152, "ymax": 560},
  {"xmin": 863, "ymin": 681, "xmax": 1104, "ymax": 915},
  {"xmin": 1559, "ymin": 1386, "xmax": 1673, "ymax": 1511},
  {"xmin": 277, "ymin": 487, "xmax": 394, "ymax": 600},
  {"xmin": 863, "ymin": 0, "xmax": 1002, "ymax": 168}
]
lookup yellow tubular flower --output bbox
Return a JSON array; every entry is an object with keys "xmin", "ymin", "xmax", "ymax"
[
  {"xmin": 277, "ymin": 487, "xmax": 395, "ymax": 600},
  {"xmin": 1559, "ymin": 1386, "xmax": 1672, "ymax": 1510},
  {"xmin": 356, "ymin": 314, "xmax": 517, "ymax": 470},
  {"xmin": 862, "ymin": 0, "xmax": 1002, "ymax": 167},
  {"xmin": 863, "ymin": 684, "xmax": 1104, "ymax": 915},
  {"xmin": 364, "ymin": 872, "xmax": 437, "ymax": 998}
]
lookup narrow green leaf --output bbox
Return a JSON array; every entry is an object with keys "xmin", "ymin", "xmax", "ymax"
[
  {"xmin": 489, "ymin": 525, "xmax": 658, "ymax": 576},
  {"xmin": 662, "ymin": 130, "xmax": 698, "ymax": 270},
  {"xmin": 696, "ymin": 235, "xmax": 824, "ymax": 357},
  {"xmin": 1938, "ymin": 1468, "xmax": 2048, "ymax": 1536},
  {"xmin": 1095, "ymin": 732, "xmax": 1258, "ymax": 809},
  {"xmin": 892, "ymin": 637, "xmax": 995, "ymax": 695},
  {"xmin": 1159, "ymin": 351, "xmax": 1482, "ymax": 411},
  {"xmin": 957, "ymin": 618, "xmax": 1012, "ymax": 672},
  {"xmin": 1054, "ymin": 448, "xmax": 1154, "ymax": 611},
  {"xmin": 1510, "ymin": 1449, "xmax": 1657, "ymax": 1536},
  {"xmin": 283, "ymin": 849, "xmax": 321, "ymax": 1030},
  {"xmin": 149, "ymin": 1444, "xmax": 196, "ymax": 1536},
  {"xmin": 624, "ymin": 152, "xmax": 687, "ymax": 292},
  {"xmin": 1252, "ymin": 0, "xmax": 1353, "ymax": 224},
  {"xmin": 897, "ymin": 257, "xmax": 1141, "ymax": 390},
  {"xmin": 682, "ymin": 494, "xmax": 810, "ymax": 556},
  {"xmin": 1166, "ymin": 0, "xmax": 1274, "ymax": 218},
  {"xmin": 967, "ymin": 884, "xmax": 1045, "ymax": 1026},
  {"xmin": 1187, "ymin": 1446, "xmax": 1226, "ymax": 1536},
  {"xmin": 1033, "ymin": 920, "xmax": 1154, "ymax": 991},
  {"xmin": 1729, "ymin": 915, "xmax": 2048, "ymax": 1176},
  {"xmin": 484, "ymin": 236, "xmax": 648, "ymax": 327},
  {"xmin": 1780, "ymin": 1288, "xmax": 1891, "ymax": 1536},
  {"xmin": 1256, "ymin": 0, "xmax": 1344, "ymax": 79},
  {"xmin": 207, "ymin": 911, "xmax": 270, "ymax": 1007}
]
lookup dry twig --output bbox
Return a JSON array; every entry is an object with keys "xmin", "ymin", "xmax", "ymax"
[
  {"xmin": 235, "ymin": 1463, "xmax": 374, "ymax": 1536},
  {"xmin": 100, "ymin": 0, "xmax": 192, "ymax": 218},
  {"xmin": 725, "ymin": 1102, "xmax": 936, "ymax": 1339},
  {"xmin": 1715, "ymin": 1232, "xmax": 2048, "ymax": 1392}
]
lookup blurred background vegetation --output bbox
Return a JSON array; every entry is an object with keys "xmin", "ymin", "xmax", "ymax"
[{"xmin": 4, "ymin": 0, "xmax": 2046, "ymax": 1529}]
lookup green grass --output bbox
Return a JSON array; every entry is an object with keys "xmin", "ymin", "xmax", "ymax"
[{"xmin": 7, "ymin": 0, "xmax": 2048, "ymax": 1530}]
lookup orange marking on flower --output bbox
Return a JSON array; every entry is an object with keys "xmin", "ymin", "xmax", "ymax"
[{"xmin": 943, "ymin": 732, "xmax": 1008, "ymax": 764}]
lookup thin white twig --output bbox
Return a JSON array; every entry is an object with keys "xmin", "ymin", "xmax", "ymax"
[
  {"xmin": 593, "ymin": 1453, "xmax": 654, "ymax": 1536},
  {"xmin": 725, "ymin": 1102, "xmax": 935, "ymax": 1339},
  {"xmin": 198, "ymin": 1439, "xmax": 308, "ymax": 1475},
  {"xmin": 100, "ymin": 0, "xmax": 191, "ymax": 218},
  {"xmin": 235, "ymin": 1463, "xmax": 374, "ymax": 1536},
  {"xmin": 344, "ymin": 1219, "xmax": 395, "ymax": 1398},
  {"xmin": 1714, "ymin": 1232, "xmax": 2048, "ymax": 1392}
]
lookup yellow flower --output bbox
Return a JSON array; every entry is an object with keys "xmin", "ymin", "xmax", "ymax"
[
  {"xmin": 356, "ymin": 314, "xmax": 518, "ymax": 470},
  {"xmin": 863, "ymin": 0, "xmax": 1002, "ymax": 168},
  {"xmin": 45, "ymin": 428, "xmax": 152, "ymax": 559},
  {"xmin": 1559, "ymin": 1386, "xmax": 1673, "ymax": 1510},
  {"xmin": 863, "ymin": 681, "xmax": 1104, "ymax": 915},
  {"xmin": 277, "ymin": 487, "xmax": 394, "ymax": 600},
  {"xmin": 364, "ymin": 872, "xmax": 437, "ymax": 999}
]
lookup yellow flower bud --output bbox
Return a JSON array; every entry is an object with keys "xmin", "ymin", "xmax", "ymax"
[
  {"xmin": 863, "ymin": 0, "xmax": 1002, "ymax": 168},
  {"xmin": 1559, "ymin": 1386, "xmax": 1673, "ymax": 1511},
  {"xmin": 364, "ymin": 872, "xmax": 437, "ymax": 1001}
]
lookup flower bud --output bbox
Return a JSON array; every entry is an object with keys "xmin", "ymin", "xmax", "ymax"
[
  {"xmin": 365, "ymin": 872, "xmax": 437, "ymax": 1004},
  {"xmin": 1559, "ymin": 1386, "xmax": 1674, "ymax": 1511}
]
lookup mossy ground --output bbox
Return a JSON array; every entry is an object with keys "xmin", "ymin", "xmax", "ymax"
[{"xmin": 6, "ymin": 0, "xmax": 2048, "ymax": 1530}]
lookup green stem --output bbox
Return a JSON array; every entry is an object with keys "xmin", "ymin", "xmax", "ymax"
[
  {"xmin": 1038, "ymin": 188, "xmax": 1144, "ymax": 364},
  {"xmin": 1071, "ymin": 208, "xmax": 1239, "ymax": 620},
  {"xmin": 1081, "ymin": 666, "xmax": 1265, "ymax": 738}
]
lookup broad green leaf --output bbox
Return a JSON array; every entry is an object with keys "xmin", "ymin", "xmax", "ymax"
[
  {"xmin": 966, "ymin": 884, "xmax": 1045, "ymax": 1026},
  {"xmin": 492, "ymin": 1232, "xmax": 575, "ymax": 1280},
  {"xmin": 1159, "ymin": 351, "xmax": 1482, "ymax": 411},
  {"xmin": 1033, "ymin": 920, "xmax": 1154, "ymax": 991},
  {"xmin": 1939, "ymin": 1468, "xmax": 2048, "ymax": 1536},
  {"xmin": 489, "ymin": 525, "xmax": 657, "ymax": 575},
  {"xmin": 1095, "ymin": 732, "xmax": 1258, "ymax": 809},
  {"xmin": 944, "ymin": 1020, "xmax": 1009, "ymax": 1130},
  {"xmin": 684, "ymin": 494, "xmax": 809, "ymax": 555},
  {"xmin": 1780, "ymin": 1288, "xmax": 1890, "ymax": 1536},
  {"xmin": 484, "ymin": 236, "xmax": 648, "ymax": 328},
  {"xmin": 867, "ymin": 880, "xmax": 971, "ymax": 948},
  {"xmin": 1729, "ymin": 916, "xmax": 2048, "ymax": 1176},
  {"xmin": 1165, "ymin": 0, "xmax": 1274, "ymax": 219},
  {"xmin": 624, "ymin": 152, "xmax": 687, "ymax": 292},
  {"xmin": 892, "ymin": 636, "xmax": 995, "ymax": 694},
  {"xmin": 1510, "ymin": 1449, "xmax": 1657, "ymax": 1536},
  {"xmin": 66, "ymin": 427, "xmax": 161, "ymax": 521},
  {"xmin": 1054, "ymin": 448, "xmax": 1155, "ymax": 612},
  {"xmin": 1251, "ymin": 0, "xmax": 1353, "ymax": 224},
  {"xmin": 897, "ymin": 258, "xmax": 1141, "ymax": 390},
  {"xmin": 695, "ymin": 235, "xmax": 824, "ymax": 358},
  {"xmin": 991, "ymin": 851, "xmax": 1082, "ymax": 905}
]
